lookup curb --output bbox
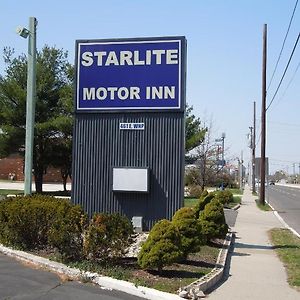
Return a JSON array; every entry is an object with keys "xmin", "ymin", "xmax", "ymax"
[
  {"xmin": 267, "ymin": 202, "xmax": 300, "ymax": 239},
  {"xmin": 0, "ymin": 231, "xmax": 234, "ymax": 300},
  {"xmin": 232, "ymin": 204, "xmax": 240, "ymax": 210},
  {"xmin": 179, "ymin": 231, "xmax": 233, "ymax": 299},
  {"xmin": 0, "ymin": 244, "xmax": 182, "ymax": 300}
]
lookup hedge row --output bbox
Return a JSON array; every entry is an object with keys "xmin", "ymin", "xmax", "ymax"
[
  {"xmin": 0, "ymin": 190, "xmax": 230, "ymax": 272},
  {"xmin": 138, "ymin": 190, "xmax": 229, "ymax": 272},
  {"xmin": 0, "ymin": 195, "xmax": 133, "ymax": 261}
]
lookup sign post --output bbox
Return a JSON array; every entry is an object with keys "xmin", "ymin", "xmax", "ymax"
[{"xmin": 72, "ymin": 36, "xmax": 186, "ymax": 230}]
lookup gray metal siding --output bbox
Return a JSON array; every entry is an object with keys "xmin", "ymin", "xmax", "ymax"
[{"xmin": 72, "ymin": 113, "xmax": 184, "ymax": 230}]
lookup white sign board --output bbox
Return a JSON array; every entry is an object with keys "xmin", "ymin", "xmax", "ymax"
[{"xmin": 113, "ymin": 168, "xmax": 149, "ymax": 192}]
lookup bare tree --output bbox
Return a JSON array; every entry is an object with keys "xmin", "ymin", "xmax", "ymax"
[
  {"xmin": 196, "ymin": 122, "xmax": 219, "ymax": 190},
  {"xmin": 186, "ymin": 119, "xmax": 228, "ymax": 191}
]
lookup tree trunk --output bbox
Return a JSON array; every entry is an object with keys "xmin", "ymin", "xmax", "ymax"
[
  {"xmin": 34, "ymin": 169, "xmax": 44, "ymax": 194},
  {"xmin": 62, "ymin": 174, "xmax": 68, "ymax": 192},
  {"xmin": 200, "ymin": 157, "xmax": 206, "ymax": 191},
  {"xmin": 61, "ymin": 167, "xmax": 69, "ymax": 192}
]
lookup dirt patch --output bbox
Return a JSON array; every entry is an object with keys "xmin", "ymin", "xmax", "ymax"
[{"xmin": 19, "ymin": 239, "xmax": 223, "ymax": 294}]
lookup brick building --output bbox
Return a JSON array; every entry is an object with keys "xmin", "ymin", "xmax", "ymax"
[{"xmin": 0, "ymin": 153, "xmax": 66, "ymax": 183}]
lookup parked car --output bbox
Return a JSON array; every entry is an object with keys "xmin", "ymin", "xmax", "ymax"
[{"xmin": 269, "ymin": 181, "xmax": 275, "ymax": 185}]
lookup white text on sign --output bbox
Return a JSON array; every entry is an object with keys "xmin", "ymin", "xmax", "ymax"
[
  {"xmin": 119, "ymin": 123, "xmax": 145, "ymax": 130},
  {"xmin": 83, "ymin": 86, "xmax": 175, "ymax": 101},
  {"xmin": 81, "ymin": 49, "xmax": 179, "ymax": 67}
]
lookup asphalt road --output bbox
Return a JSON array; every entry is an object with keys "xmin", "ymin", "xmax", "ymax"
[
  {"xmin": 266, "ymin": 185, "xmax": 300, "ymax": 235},
  {"xmin": 0, "ymin": 253, "xmax": 143, "ymax": 300}
]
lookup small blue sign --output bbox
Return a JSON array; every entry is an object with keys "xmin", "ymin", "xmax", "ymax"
[{"xmin": 75, "ymin": 37, "xmax": 186, "ymax": 112}]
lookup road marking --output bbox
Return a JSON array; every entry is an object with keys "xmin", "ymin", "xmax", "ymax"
[{"xmin": 267, "ymin": 202, "xmax": 300, "ymax": 239}]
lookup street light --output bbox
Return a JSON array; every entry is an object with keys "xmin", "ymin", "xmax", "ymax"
[
  {"xmin": 221, "ymin": 132, "xmax": 225, "ymax": 166},
  {"xmin": 215, "ymin": 133, "xmax": 226, "ymax": 167},
  {"xmin": 16, "ymin": 17, "xmax": 37, "ymax": 195},
  {"xmin": 215, "ymin": 133, "xmax": 226, "ymax": 189}
]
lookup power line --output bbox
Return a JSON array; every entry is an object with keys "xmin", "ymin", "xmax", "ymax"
[
  {"xmin": 266, "ymin": 32, "xmax": 300, "ymax": 111},
  {"xmin": 267, "ymin": 0, "xmax": 299, "ymax": 91},
  {"xmin": 267, "ymin": 119, "xmax": 300, "ymax": 128},
  {"xmin": 272, "ymin": 60, "xmax": 300, "ymax": 109},
  {"xmin": 255, "ymin": 118, "xmax": 300, "ymax": 128}
]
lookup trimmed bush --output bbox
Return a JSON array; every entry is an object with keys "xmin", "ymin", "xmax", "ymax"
[
  {"xmin": 138, "ymin": 219, "xmax": 182, "ymax": 273},
  {"xmin": 0, "ymin": 195, "xmax": 63, "ymax": 249},
  {"xmin": 83, "ymin": 213, "xmax": 134, "ymax": 262},
  {"xmin": 48, "ymin": 202, "xmax": 87, "ymax": 260},
  {"xmin": 199, "ymin": 199, "xmax": 228, "ymax": 241},
  {"xmin": 172, "ymin": 207, "xmax": 205, "ymax": 258},
  {"xmin": 0, "ymin": 195, "xmax": 87, "ymax": 260},
  {"xmin": 201, "ymin": 190, "xmax": 209, "ymax": 198},
  {"xmin": 215, "ymin": 190, "xmax": 233, "ymax": 205},
  {"xmin": 194, "ymin": 192, "xmax": 216, "ymax": 218}
]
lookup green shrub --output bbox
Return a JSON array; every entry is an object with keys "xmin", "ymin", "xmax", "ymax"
[
  {"xmin": 201, "ymin": 190, "xmax": 209, "ymax": 198},
  {"xmin": 0, "ymin": 195, "xmax": 87, "ymax": 257},
  {"xmin": 138, "ymin": 219, "xmax": 182, "ymax": 273},
  {"xmin": 172, "ymin": 207, "xmax": 205, "ymax": 258},
  {"xmin": 199, "ymin": 199, "xmax": 228, "ymax": 241},
  {"xmin": 194, "ymin": 192, "xmax": 216, "ymax": 218},
  {"xmin": 0, "ymin": 195, "xmax": 62, "ymax": 249},
  {"xmin": 48, "ymin": 201, "xmax": 87, "ymax": 260},
  {"xmin": 215, "ymin": 190, "xmax": 233, "ymax": 205},
  {"xmin": 83, "ymin": 213, "xmax": 134, "ymax": 262}
]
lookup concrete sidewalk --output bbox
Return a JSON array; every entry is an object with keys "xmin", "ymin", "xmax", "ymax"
[
  {"xmin": 0, "ymin": 181, "xmax": 71, "ymax": 192},
  {"xmin": 208, "ymin": 185, "xmax": 299, "ymax": 300}
]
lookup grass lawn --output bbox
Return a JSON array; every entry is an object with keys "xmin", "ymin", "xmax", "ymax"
[
  {"xmin": 184, "ymin": 194, "xmax": 242, "ymax": 209},
  {"xmin": 0, "ymin": 189, "xmax": 23, "ymax": 195},
  {"xmin": 255, "ymin": 199, "xmax": 272, "ymax": 211},
  {"xmin": 228, "ymin": 188, "xmax": 243, "ymax": 195},
  {"xmin": 226, "ymin": 196, "xmax": 241, "ymax": 209},
  {"xmin": 269, "ymin": 228, "xmax": 300, "ymax": 288},
  {"xmin": 0, "ymin": 189, "xmax": 70, "ymax": 197},
  {"xmin": 184, "ymin": 197, "xmax": 198, "ymax": 207}
]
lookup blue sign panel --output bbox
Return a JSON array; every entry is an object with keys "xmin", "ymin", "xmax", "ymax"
[{"xmin": 75, "ymin": 37, "xmax": 186, "ymax": 111}]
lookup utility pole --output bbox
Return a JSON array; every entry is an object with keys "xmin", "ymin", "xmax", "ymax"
[
  {"xmin": 252, "ymin": 101, "xmax": 256, "ymax": 193},
  {"xmin": 240, "ymin": 150, "xmax": 244, "ymax": 190},
  {"xmin": 260, "ymin": 24, "xmax": 267, "ymax": 205},
  {"xmin": 249, "ymin": 126, "xmax": 253, "ymax": 186},
  {"xmin": 293, "ymin": 163, "xmax": 296, "ymax": 176},
  {"xmin": 237, "ymin": 158, "xmax": 241, "ymax": 188}
]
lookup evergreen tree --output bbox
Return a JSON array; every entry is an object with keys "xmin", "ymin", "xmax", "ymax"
[{"xmin": 0, "ymin": 46, "xmax": 73, "ymax": 192}]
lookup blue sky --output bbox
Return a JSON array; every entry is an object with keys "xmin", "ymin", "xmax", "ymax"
[{"xmin": 1, "ymin": 0, "xmax": 299, "ymax": 174}]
